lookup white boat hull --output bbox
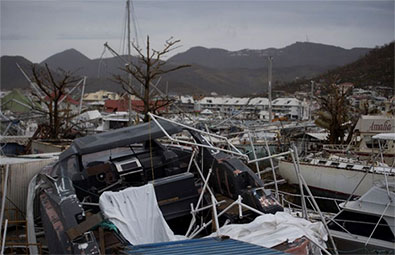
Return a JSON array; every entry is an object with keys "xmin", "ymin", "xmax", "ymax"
[
  {"xmin": 330, "ymin": 229, "xmax": 395, "ymax": 254},
  {"xmin": 278, "ymin": 160, "xmax": 395, "ymax": 196}
]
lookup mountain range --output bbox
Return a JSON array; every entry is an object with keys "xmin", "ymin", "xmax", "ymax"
[
  {"xmin": 168, "ymin": 42, "xmax": 369, "ymax": 69},
  {"xmin": 0, "ymin": 42, "xmax": 372, "ymax": 95},
  {"xmin": 279, "ymin": 42, "xmax": 394, "ymax": 93}
]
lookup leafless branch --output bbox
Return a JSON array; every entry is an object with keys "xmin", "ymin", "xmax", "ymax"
[{"xmin": 113, "ymin": 36, "xmax": 190, "ymax": 122}]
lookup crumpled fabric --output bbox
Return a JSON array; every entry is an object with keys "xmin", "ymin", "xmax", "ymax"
[
  {"xmin": 209, "ymin": 211, "xmax": 328, "ymax": 248},
  {"xmin": 99, "ymin": 184, "xmax": 184, "ymax": 245}
]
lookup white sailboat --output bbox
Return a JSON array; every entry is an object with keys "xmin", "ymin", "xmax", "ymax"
[{"xmin": 278, "ymin": 133, "xmax": 395, "ymax": 197}]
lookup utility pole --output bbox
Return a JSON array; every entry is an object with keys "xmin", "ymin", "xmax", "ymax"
[
  {"xmin": 268, "ymin": 56, "xmax": 273, "ymax": 122},
  {"xmin": 127, "ymin": 0, "xmax": 133, "ymax": 126},
  {"xmin": 310, "ymin": 80, "xmax": 314, "ymax": 121}
]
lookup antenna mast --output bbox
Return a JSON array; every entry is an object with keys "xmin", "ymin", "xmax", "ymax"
[{"xmin": 310, "ymin": 80, "xmax": 314, "ymax": 121}]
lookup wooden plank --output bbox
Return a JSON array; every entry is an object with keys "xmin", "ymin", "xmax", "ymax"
[
  {"xmin": 99, "ymin": 227, "xmax": 105, "ymax": 254},
  {"xmin": 66, "ymin": 213, "xmax": 103, "ymax": 240}
]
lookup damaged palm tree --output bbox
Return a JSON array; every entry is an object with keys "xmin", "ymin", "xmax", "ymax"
[
  {"xmin": 29, "ymin": 64, "xmax": 86, "ymax": 139},
  {"xmin": 315, "ymin": 78, "xmax": 353, "ymax": 144},
  {"xmin": 113, "ymin": 36, "xmax": 190, "ymax": 122}
]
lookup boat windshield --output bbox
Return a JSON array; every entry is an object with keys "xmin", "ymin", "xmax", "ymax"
[{"xmin": 81, "ymin": 146, "xmax": 134, "ymax": 168}]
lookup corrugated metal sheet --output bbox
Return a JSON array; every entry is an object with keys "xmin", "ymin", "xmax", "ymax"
[
  {"xmin": 124, "ymin": 237, "xmax": 287, "ymax": 255},
  {"xmin": 1, "ymin": 156, "xmax": 58, "ymax": 218}
]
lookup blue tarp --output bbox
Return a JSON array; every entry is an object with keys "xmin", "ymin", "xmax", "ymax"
[{"xmin": 124, "ymin": 237, "xmax": 287, "ymax": 255}]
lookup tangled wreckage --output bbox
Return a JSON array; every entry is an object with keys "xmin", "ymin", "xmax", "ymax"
[{"xmin": 28, "ymin": 114, "xmax": 326, "ymax": 254}]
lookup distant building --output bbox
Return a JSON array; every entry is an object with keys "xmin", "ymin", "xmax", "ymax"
[
  {"xmin": 337, "ymin": 82, "xmax": 354, "ymax": 92},
  {"xmin": 0, "ymin": 89, "xmax": 33, "ymax": 114},
  {"xmin": 350, "ymin": 88, "xmax": 390, "ymax": 113},
  {"xmin": 83, "ymin": 90, "xmax": 120, "ymax": 102},
  {"xmin": 177, "ymin": 96, "xmax": 305, "ymax": 120},
  {"xmin": 176, "ymin": 96, "xmax": 195, "ymax": 112},
  {"xmin": 104, "ymin": 99, "xmax": 169, "ymax": 114},
  {"xmin": 0, "ymin": 91, "xmax": 11, "ymax": 99},
  {"xmin": 43, "ymin": 93, "xmax": 80, "ymax": 114},
  {"xmin": 104, "ymin": 99, "xmax": 129, "ymax": 112},
  {"xmin": 272, "ymin": 98, "xmax": 303, "ymax": 120}
]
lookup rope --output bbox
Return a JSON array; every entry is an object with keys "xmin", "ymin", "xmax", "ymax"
[
  {"xmin": 120, "ymin": 2, "xmax": 128, "ymax": 55},
  {"xmin": 130, "ymin": 0, "xmax": 140, "ymax": 48},
  {"xmin": 97, "ymin": 46, "xmax": 107, "ymax": 78}
]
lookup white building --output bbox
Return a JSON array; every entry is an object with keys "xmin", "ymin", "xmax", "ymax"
[
  {"xmin": 83, "ymin": 90, "xmax": 120, "ymax": 102},
  {"xmin": 177, "ymin": 96, "xmax": 305, "ymax": 120},
  {"xmin": 272, "ymin": 98, "xmax": 304, "ymax": 120}
]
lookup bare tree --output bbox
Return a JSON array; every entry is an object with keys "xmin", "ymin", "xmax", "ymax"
[
  {"xmin": 314, "ymin": 78, "xmax": 353, "ymax": 144},
  {"xmin": 114, "ymin": 36, "xmax": 190, "ymax": 122},
  {"xmin": 30, "ymin": 64, "xmax": 83, "ymax": 139}
]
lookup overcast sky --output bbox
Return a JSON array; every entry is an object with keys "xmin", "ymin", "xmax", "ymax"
[{"xmin": 1, "ymin": 0, "xmax": 394, "ymax": 63}]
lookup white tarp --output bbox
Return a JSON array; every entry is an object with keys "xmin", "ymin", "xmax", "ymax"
[
  {"xmin": 210, "ymin": 211, "xmax": 327, "ymax": 248},
  {"xmin": 372, "ymin": 133, "xmax": 395, "ymax": 141},
  {"xmin": 306, "ymin": 132, "xmax": 329, "ymax": 141},
  {"xmin": 99, "ymin": 184, "xmax": 184, "ymax": 245}
]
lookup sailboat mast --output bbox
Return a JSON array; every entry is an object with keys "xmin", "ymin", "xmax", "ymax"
[
  {"xmin": 126, "ymin": 0, "xmax": 133, "ymax": 125},
  {"xmin": 126, "ymin": 0, "xmax": 131, "ymax": 57}
]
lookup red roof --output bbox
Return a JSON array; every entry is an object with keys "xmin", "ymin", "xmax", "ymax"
[
  {"xmin": 104, "ymin": 99, "xmax": 169, "ymax": 113},
  {"xmin": 44, "ymin": 94, "xmax": 80, "ymax": 105},
  {"xmin": 104, "ymin": 99, "xmax": 129, "ymax": 112}
]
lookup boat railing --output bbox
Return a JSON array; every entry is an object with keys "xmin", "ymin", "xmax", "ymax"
[
  {"xmin": 323, "ymin": 144, "xmax": 349, "ymax": 153},
  {"xmin": 274, "ymin": 190, "xmax": 346, "ymax": 214},
  {"xmin": 281, "ymin": 142, "xmax": 393, "ymax": 252},
  {"xmin": 272, "ymin": 187, "xmax": 385, "ymax": 250},
  {"xmin": 322, "ymin": 142, "xmax": 369, "ymax": 159},
  {"xmin": 273, "ymin": 188, "xmax": 393, "ymax": 249},
  {"xmin": 185, "ymin": 155, "xmax": 333, "ymax": 255},
  {"xmin": 149, "ymin": 113, "xmax": 247, "ymax": 160},
  {"xmin": 247, "ymin": 145, "xmax": 339, "ymax": 255},
  {"xmin": 149, "ymin": 113, "xmax": 338, "ymax": 254}
]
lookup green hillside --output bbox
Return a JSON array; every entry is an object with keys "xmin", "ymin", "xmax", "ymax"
[{"xmin": 280, "ymin": 42, "xmax": 394, "ymax": 92}]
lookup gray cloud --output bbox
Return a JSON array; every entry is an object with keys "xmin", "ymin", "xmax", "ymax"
[{"xmin": 1, "ymin": 0, "xmax": 393, "ymax": 62}]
